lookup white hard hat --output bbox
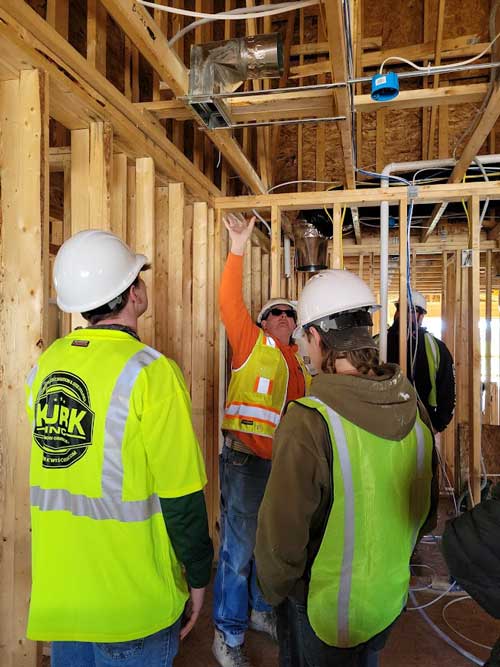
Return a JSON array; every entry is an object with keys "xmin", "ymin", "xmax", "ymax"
[
  {"xmin": 296, "ymin": 269, "xmax": 379, "ymax": 329},
  {"xmin": 395, "ymin": 289, "xmax": 427, "ymax": 313},
  {"xmin": 54, "ymin": 230, "xmax": 148, "ymax": 313},
  {"xmin": 257, "ymin": 298, "xmax": 297, "ymax": 324}
]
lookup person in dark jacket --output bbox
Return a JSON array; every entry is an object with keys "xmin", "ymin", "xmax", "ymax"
[
  {"xmin": 386, "ymin": 289, "xmax": 455, "ymax": 433},
  {"xmin": 443, "ymin": 483, "xmax": 500, "ymax": 666}
]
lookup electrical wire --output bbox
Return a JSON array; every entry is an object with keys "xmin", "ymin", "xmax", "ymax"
[
  {"xmin": 379, "ymin": 32, "xmax": 500, "ymax": 75},
  {"xmin": 442, "ymin": 597, "xmax": 493, "ymax": 651},
  {"xmin": 168, "ymin": 2, "xmax": 308, "ymax": 46},
  {"xmin": 410, "ymin": 592, "xmax": 484, "ymax": 665},
  {"xmin": 138, "ymin": 0, "xmax": 319, "ymax": 20},
  {"xmin": 252, "ymin": 208, "xmax": 272, "ymax": 235},
  {"xmin": 407, "ymin": 580, "xmax": 458, "ymax": 610}
]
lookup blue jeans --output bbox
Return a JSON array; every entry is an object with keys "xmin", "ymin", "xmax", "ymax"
[
  {"xmin": 213, "ymin": 444, "xmax": 272, "ymax": 647},
  {"xmin": 277, "ymin": 598, "xmax": 391, "ymax": 667},
  {"xmin": 51, "ymin": 619, "xmax": 181, "ymax": 667}
]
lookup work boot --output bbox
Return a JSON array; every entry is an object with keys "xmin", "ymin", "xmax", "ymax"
[
  {"xmin": 212, "ymin": 629, "xmax": 253, "ymax": 667},
  {"xmin": 248, "ymin": 609, "xmax": 278, "ymax": 642}
]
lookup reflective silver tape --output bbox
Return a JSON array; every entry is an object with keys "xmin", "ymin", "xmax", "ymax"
[
  {"xmin": 31, "ymin": 346, "xmax": 162, "ymax": 522},
  {"xmin": 30, "ymin": 485, "xmax": 160, "ymax": 522},
  {"xmin": 307, "ymin": 397, "xmax": 355, "ymax": 646},
  {"xmin": 26, "ymin": 365, "xmax": 38, "ymax": 409}
]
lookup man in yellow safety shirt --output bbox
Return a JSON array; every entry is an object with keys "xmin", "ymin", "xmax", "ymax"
[{"xmin": 26, "ymin": 230, "xmax": 213, "ymax": 667}]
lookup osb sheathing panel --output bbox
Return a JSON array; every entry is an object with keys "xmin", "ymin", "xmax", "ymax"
[{"xmin": 274, "ymin": 0, "xmax": 495, "ymax": 187}]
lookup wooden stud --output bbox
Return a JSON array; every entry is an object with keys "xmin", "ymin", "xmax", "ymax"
[
  {"xmin": 331, "ymin": 204, "xmax": 343, "ymax": 269},
  {"xmin": 270, "ymin": 206, "xmax": 281, "ymax": 297},
  {"xmin": 261, "ymin": 252, "xmax": 270, "ymax": 305},
  {"xmin": 375, "ymin": 110, "xmax": 385, "ymax": 174},
  {"xmin": 87, "ymin": 0, "xmax": 107, "ymax": 74},
  {"xmin": 71, "ymin": 128, "xmax": 90, "ymax": 234},
  {"xmin": 426, "ymin": 0, "xmax": 446, "ymax": 161},
  {"xmin": 192, "ymin": 202, "xmax": 209, "ymax": 456},
  {"xmin": 468, "ymin": 196, "xmax": 481, "ymax": 505},
  {"xmin": 0, "ymin": 68, "xmax": 49, "ymax": 667},
  {"xmin": 438, "ymin": 104, "xmax": 449, "ymax": 159},
  {"xmin": 89, "ymin": 122, "xmax": 112, "ymax": 232},
  {"xmin": 111, "ymin": 153, "xmax": 128, "ymax": 239},
  {"xmin": 251, "ymin": 246, "xmax": 262, "ymax": 320},
  {"xmin": 243, "ymin": 244, "xmax": 252, "ymax": 311},
  {"xmin": 154, "ymin": 186, "xmax": 169, "ymax": 356},
  {"xmin": 46, "ymin": 0, "xmax": 69, "ymax": 38},
  {"xmin": 135, "ymin": 157, "xmax": 155, "ymax": 347},
  {"xmin": 441, "ymin": 253, "xmax": 457, "ymax": 483},
  {"xmin": 60, "ymin": 161, "xmax": 72, "ymax": 336},
  {"xmin": 182, "ymin": 204, "xmax": 193, "ymax": 388},
  {"xmin": 167, "ymin": 183, "xmax": 184, "ymax": 365},
  {"xmin": 484, "ymin": 250, "xmax": 493, "ymax": 424},
  {"xmin": 126, "ymin": 164, "xmax": 136, "ymax": 250},
  {"xmin": 205, "ymin": 206, "xmax": 216, "ymax": 534},
  {"xmin": 398, "ymin": 198, "xmax": 408, "ymax": 377}
]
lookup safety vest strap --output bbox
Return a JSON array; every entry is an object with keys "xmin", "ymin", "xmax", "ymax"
[
  {"xmin": 424, "ymin": 332, "xmax": 440, "ymax": 408},
  {"xmin": 29, "ymin": 346, "xmax": 162, "ymax": 523}
]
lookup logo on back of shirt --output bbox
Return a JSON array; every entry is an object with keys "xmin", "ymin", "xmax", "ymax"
[{"xmin": 33, "ymin": 371, "xmax": 95, "ymax": 468}]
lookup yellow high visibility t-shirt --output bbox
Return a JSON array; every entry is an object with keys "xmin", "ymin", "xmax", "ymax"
[{"xmin": 26, "ymin": 328, "xmax": 207, "ymax": 642}]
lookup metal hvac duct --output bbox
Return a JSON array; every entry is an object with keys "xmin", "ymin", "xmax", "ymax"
[
  {"xmin": 292, "ymin": 211, "xmax": 332, "ymax": 272},
  {"xmin": 188, "ymin": 34, "xmax": 283, "ymax": 129}
]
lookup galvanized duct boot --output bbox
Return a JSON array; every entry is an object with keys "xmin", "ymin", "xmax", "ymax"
[{"xmin": 292, "ymin": 218, "xmax": 329, "ymax": 272}]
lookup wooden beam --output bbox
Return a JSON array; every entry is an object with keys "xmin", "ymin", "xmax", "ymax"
[
  {"xmin": 321, "ymin": 0, "xmax": 356, "ymax": 190},
  {"xmin": 0, "ymin": 68, "xmax": 49, "ymax": 667},
  {"xmin": 468, "ymin": 195, "xmax": 481, "ymax": 505},
  {"xmin": 0, "ymin": 0, "xmax": 218, "ymax": 203},
  {"xmin": 141, "ymin": 84, "xmax": 489, "ymax": 122},
  {"xmin": 46, "ymin": 0, "xmax": 69, "ymax": 37},
  {"xmin": 422, "ymin": 84, "xmax": 500, "ymax": 241},
  {"xmin": 215, "ymin": 180, "xmax": 500, "ymax": 211},
  {"xmin": 135, "ymin": 157, "xmax": 155, "ymax": 347},
  {"xmin": 100, "ymin": 0, "xmax": 266, "ymax": 195}
]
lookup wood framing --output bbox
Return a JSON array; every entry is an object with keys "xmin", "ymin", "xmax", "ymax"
[
  {"xmin": 0, "ymin": 68, "xmax": 49, "ymax": 667},
  {"xmin": 321, "ymin": 0, "xmax": 356, "ymax": 192},
  {"xmin": 0, "ymin": 0, "xmax": 219, "ymax": 203},
  {"xmin": 100, "ymin": 0, "xmax": 266, "ymax": 195},
  {"xmin": 135, "ymin": 157, "xmax": 155, "ymax": 347}
]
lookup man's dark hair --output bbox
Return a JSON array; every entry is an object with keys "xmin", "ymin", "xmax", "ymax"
[{"xmin": 82, "ymin": 275, "xmax": 140, "ymax": 325}]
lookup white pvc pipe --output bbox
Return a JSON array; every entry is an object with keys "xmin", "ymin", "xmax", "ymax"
[{"xmin": 378, "ymin": 154, "xmax": 500, "ymax": 361}]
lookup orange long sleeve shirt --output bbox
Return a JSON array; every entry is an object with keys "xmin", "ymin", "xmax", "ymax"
[{"xmin": 219, "ymin": 252, "xmax": 306, "ymax": 459}]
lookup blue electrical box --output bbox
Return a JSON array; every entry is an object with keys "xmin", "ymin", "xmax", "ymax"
[{"xmin": 371, "ymin": 71, "xmax": 399, "ymax": 101}]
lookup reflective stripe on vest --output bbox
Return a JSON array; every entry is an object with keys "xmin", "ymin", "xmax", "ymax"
[
  {"xmin": 299, "ymin": 396, "xmax": 432, "ymax": 648},
  {"xmin": 29, "ymin": 347, "xmax": 161, "ymax": 523},
  {"xmin": 224, "ymin": 402, "xmax": 281, "ymax": 428},
  {"xmin": 424, "ymin": 332, "xmax": 439, "ymax": 408}
]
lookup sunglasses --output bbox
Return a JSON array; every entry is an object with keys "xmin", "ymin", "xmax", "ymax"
[{"xmin": 265, "ymin": 308, "xmax": 296, "ymax": 319}]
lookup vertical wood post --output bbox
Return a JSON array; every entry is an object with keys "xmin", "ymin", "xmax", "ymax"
[
  {"xmin": 135, "ymin": 157, "xmax": 155, "ymax": 347},
  {"xmin": 398, "ymin": 198, "xmax": 408, "ymax": 376},
  {"xmin": 468, "ymin": 196, "xmax": 481, "ymax": 505},
  {"xmin": 167, "ymin": 183, "xmax": 184, "ymax": 365},
  {"xmin": 271, "ymin": 205, "xmax": 281, "ymax": 297},
  {"xmin": 0, "ymin": 68, "xmax": 49, "ymax": 667}
]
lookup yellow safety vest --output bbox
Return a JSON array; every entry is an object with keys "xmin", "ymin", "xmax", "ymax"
[
  {"xmin": 423, "ymin": 331, "xmax": 440, "ymax": 408},
  {"xmin": 297, "ymin": 396, "xmax": 433, "ymax": 648},
  {"xmin": 26, "ymin": 328, "xmax": 207, "ymax": 642},
  {"xmin": 222, "ymin": 330, "xmax": 310, "ymax": 438}
]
